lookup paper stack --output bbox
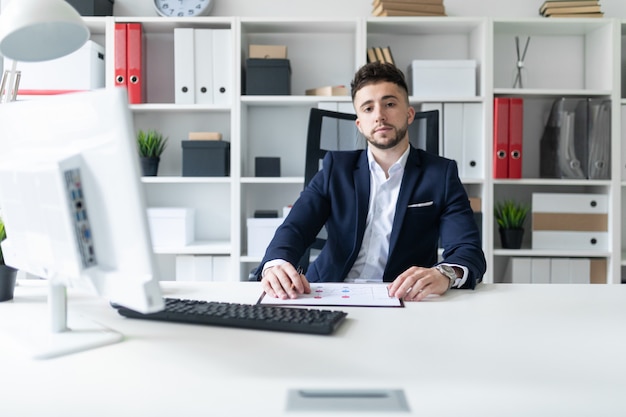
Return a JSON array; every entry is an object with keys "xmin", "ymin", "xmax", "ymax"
[
  {"xmin": 372, "ymin": 0, "xmax": 447, "ymax": 17},
  {"xmin": 539, "ymin": 0, "xmax": 604, "ymax": 18}
]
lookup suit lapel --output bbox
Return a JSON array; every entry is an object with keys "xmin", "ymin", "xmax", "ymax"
[
  {"xmin": 351, "ymin": 151, "xmax": 370, "ymax": 259},
  {"xmin": 354, "ymin": 151, "xmax": 370, "ymax": 232},
  {"xmin": 388, "ymin": 147, "xmax": 423, "ymax": 262}
]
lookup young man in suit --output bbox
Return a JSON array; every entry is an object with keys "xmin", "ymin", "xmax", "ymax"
[{"xmin": 256, "ymin": 62, "xmax": 486, "ymax": 301}]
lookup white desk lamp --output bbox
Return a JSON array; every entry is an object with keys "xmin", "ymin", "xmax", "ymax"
[
  {"xmin": 0, "ymin": 0, "xmax": 89, "ymax": 102},
  {"xmin": 0, "ymin": 0, "xmax": 89, "ymax": 343}
]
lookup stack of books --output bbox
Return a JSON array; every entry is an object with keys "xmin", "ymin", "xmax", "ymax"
[
  {"xmin": 539, "ymin": 0, "xmax": 604, "ymax": 18},
  {"xmin": 367, "ymin": 46, "xmax": 395, "ymax": 65},
  {"xmin": 372, "ymin": 0, "xmax": 446, "ymax": 17}
]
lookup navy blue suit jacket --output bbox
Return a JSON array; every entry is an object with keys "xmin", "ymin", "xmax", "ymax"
[{"xmin": 255, "ymin": 146, "xmax": 486, "ymax": 289}]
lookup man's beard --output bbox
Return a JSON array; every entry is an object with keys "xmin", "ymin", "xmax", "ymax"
[{"xmin": 366, "ymin": 123, "xmax": 409, "ymax": 150}]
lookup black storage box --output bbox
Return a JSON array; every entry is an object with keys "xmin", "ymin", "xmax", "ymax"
[
  {"xmin": 245, "ymin": 59, "xmax": 291, "ymax": 95},
  {"xmin": 66, "ymin": 0, "xmax": 114, "ymax": 16},
  {"xmin": 182, "ymin": 140, "xmax": 230, "ymax": 177},
  {"xmin": 255, "ymin": 157, "xmax": 281, "ymax": 177}
]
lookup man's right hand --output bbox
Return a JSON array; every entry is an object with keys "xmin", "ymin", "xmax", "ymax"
[{"xmin": 261, "ymin": 262, "xmax": 311, "ymax": 300}]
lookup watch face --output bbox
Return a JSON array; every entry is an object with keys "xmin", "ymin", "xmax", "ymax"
[
  {"xmin": 437, "ymin": 265, "xmax": 456, "ymax": 279},
  {"xmin": 154, "ymin": 0, "xmax": 214, "ymax": 17}
]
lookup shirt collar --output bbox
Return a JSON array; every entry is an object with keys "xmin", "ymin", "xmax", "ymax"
[{"xmin": 366, "ymin": 144, "xmax": 410, "ymax": 175}]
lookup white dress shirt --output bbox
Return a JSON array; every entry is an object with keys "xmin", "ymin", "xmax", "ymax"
[{"xmin": 345, "ymin": 146, "xmax": 408, "ymax": 281}]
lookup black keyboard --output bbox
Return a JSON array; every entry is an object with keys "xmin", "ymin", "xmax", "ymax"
[{"xmin": 114, "ymin": 298, "xmax": 348, "ymax": 335}]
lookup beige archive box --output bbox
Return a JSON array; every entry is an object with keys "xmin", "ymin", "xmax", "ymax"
[
  {"xmin": 531, "ymin": 193, "xmax": 608, "ymax": 251},
  {"xmin": 305, "ymin": 85, "xmax": 349, "ymax": 96}
]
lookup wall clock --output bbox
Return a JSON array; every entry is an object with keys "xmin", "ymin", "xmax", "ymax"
[{"xmin": 153, "ymin": 0, "xmax": 214, "ymax": 17}]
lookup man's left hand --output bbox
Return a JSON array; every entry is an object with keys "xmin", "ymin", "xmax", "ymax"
[{"xmin": 387, "ymin": 266, "xmax": 451, "ymax": 301}]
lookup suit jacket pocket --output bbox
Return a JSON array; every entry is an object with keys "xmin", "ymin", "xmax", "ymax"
[{"xmin": 407, "ymin": 201, "xmax": 434, "ymax": 208}]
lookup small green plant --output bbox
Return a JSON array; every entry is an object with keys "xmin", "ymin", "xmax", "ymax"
[
  {"xmin": 494, "ymin": 199, "xmax": 529, "ymax": 230},
  {"xmin": 0, "ymin": 217, "xmax": 6, "ymax": 265},
  {"xmin": 137, "ymin": 129, "xmax": 168, "ymax": 158}
]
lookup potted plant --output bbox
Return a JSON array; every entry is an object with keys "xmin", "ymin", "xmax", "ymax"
[
  {"xmin": 0, "ymin": 216, "xmax": 18, "ymax": 302},
  {"xmin": 137, "ymin": 129, "xmax": 168, "ymax": 176},
  {"xmin": 494, "ymin": 199, "xmax": 530, "ymax": 249}
]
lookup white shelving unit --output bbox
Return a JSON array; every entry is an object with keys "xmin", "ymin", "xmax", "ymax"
[
  {"xmin": 492, "ymin": 18, "xmax": 620, "ymax": 284},
  {"xmin": 64, "ymin": 17, "xmax": 626, "ymax": 283}
]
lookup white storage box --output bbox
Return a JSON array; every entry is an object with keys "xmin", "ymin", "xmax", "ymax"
[
  {"xmin": 408, "ymin": 60, "xmax": 476, "ymax": 98},
  {"xmin": 247, "ymin": 218, "xmax": 284, "ymax": 257},
  {"xmin": 531, "ymin": 193, "xmax": 608, "ymax": 251},
  {"xmin": 147, "ymin": 208, "xmax": 195, "ymax": 247},
  {"xmin": 176, "ymin": 255, "xmax": 231, "ymax": 281},
  {"xmin": 12, "ymin": 40, "xmax": 105, "ymax": 92}
]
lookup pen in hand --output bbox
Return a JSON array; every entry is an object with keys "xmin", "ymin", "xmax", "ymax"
[{"xmin": 290, "ymin": 266, "xmax": 304, "ymax": 290}]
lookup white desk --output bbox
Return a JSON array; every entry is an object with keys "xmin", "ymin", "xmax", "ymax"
[{"xmin": 1, "ymin": 280, "xmax": 626, "ymax": 416}]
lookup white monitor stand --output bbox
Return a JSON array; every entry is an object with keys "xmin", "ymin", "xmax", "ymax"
[{"xmin": 4, "ymin": 279, "xmax": 122, "ymax": 360}]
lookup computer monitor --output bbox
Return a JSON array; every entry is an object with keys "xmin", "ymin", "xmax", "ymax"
[{"xmin": 0, "ymin": 88, "xmax": 164, "ymax": 359}]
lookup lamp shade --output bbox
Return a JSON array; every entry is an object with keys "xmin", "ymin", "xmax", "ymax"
[{"xmin": 0, "ymin": 0, "xmax": 89, "ymax": 62}]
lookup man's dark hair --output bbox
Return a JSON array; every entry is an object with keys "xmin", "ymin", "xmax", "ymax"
[{"xmin": 350, "ymin": 62, "xmax": 410, "ymax": 102}]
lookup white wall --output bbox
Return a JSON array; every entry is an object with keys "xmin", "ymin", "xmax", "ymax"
[{"xmin": 111, "ymin": 0, "xmax": 626, "ymax": 18}]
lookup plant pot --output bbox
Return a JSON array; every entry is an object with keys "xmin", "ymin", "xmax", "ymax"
[
  {"xmin": 140, "ymin": 156, "xmax": 160, "ymax": 176},
  {"xmin": 499, "ymin": 228, "xmax": 524, "ymax": 249},
  {"xmin": 0, "ymin": 264, "xmax": 17, "ymax": 302}
]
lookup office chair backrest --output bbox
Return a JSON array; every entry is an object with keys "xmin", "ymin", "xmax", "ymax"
[
  {"xmin": 305, "ymin": 107, "xmax": 440, "ymax": 187},
  {"xmin": 305, "ymin": 108, "xmax": 363, "ymax": 187}
]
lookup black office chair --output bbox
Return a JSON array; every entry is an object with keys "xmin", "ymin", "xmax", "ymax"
[{"xmin": 297, "ymin": 107, "xmax": 441, "ymax": 272}]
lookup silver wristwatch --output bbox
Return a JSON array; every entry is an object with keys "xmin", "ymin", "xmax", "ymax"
[{"xmin": 436, "ymin": 264, "xmax": 457, "ymax": 289}]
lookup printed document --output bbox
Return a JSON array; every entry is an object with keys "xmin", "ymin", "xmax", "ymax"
[{"xmin": 258, "ymin": 282, "xmax": 403, "ymax": 307}]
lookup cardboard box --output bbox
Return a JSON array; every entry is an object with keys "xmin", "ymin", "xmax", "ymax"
[
  {"xmin": 590, "ymin": 258, "xmax": 607, "ymax": 284},
  {"xmin": 148, "ymin": 208, "xmax": 195, "ymax": 247},
  {"xmin": 305, "ymin": 85, "xmax": 349, "ymax": 96},
  {"xmin": 245, "ymin": 59, "xmax": 291, "ymax": 95},
  {"xmin": 532, "ymin": 213, "xmax": 607, "ymax": 232},
  {"xmin": 188, "ymin": 132, "xmax": 222, "ymax": 140},
  {"xmin": 14, "ymin": 40, "xmax": 105, "ymax": 92},
  {"xmin": 247, "ymin": 218, "xmax": 285, "ymax": 257},
  {"xmin": 407, "ymin": 60, "xmax": 476, "ymax": 98},
  {"xmin": 468, "ymin": 197, "xmax": 481, "ymax": 212},
  {"xmin": 249, "ymin": 45, "xmax": 287, "ymax": 59}
]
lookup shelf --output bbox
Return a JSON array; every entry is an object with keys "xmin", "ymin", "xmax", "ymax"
[
  {"xmin": 142, "ymin": 177, "xmax": 232, "ymax": 184},
  {"xmin": 241, "ymin": 177, "xmax": 303, "ymax": 184},
  {"xmin": 241, "ymin": 96, "xmax": 352, "ymax": 106},
  {"xmin": 494, "ymin": 89, "xmax": 612, "ymax": 97},
  {"xmin": 153, "ymin": 240, "xmax": 231, "ymax": 255},
  {"xmin": 493, "ymin": 179, "xmax": 612, "ymax": 186},
  {"xmin": 494, "ymin": 249, "xmax": 612, "ymax": 258},
  {"xmin": 131, "ymin": 103, "xmax": 232, "ymax": 112}
]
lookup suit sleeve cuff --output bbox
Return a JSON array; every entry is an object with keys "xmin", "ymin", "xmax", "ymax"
[{"xmin": 261, "ymin": 259, "xmax": 287, "ymax": 278}]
